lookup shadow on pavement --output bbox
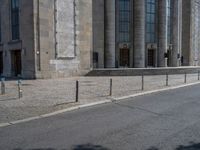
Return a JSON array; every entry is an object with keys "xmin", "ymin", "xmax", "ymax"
[
  {"xmin": 147, "ymin": 147, "xmax": 159, "ymax": 150},
  {"xmin": 13, "ymin": 142, "xmax": 200, "ymax": 150},
  {"xmin": 0, "ymin": 97, "xmax": 18, "ymax": 102},
  {"xmin": 73, "ymin": 144, "xmax": 110, "ymax": 150},
  {"xmin": 176, "ymin": 142, "xmax": 200, "ymax": 150},
  {"xmin": 147, "ymin": 142, "xmax": 200, "ymax": 150},
  {"xmin": 13, "ymin": 144, "xmax": 110, "ymax": 150},
  {"xmin": 14, "ymin": 149, "xmax": 56, "ymax": 150}
]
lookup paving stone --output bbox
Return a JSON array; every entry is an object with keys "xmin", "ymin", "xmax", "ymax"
[{"xmin": 0, "ymin": 73, "xmax": 199, "ymax": 123}]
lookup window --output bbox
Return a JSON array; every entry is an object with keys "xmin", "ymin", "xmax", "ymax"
[
  {"xmin": 11, "ymin": 0, "xmax": 20, "ymax": 40},
  {"xmin": 167, "ymin": 0, "xmax": 172, "ymax": 44},
  {"xmin": 118, "ymin": 0, "xmax": 131, "ymax": 42},
  {"xmin": 146, "ymin": 0, "xmax": 157, "ymax": 43}
]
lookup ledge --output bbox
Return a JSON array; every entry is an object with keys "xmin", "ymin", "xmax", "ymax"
[
  {"xmin": 7, "ymin": 40, "xmax": 22, "ymax": 45},
  {"xmin": 86, "ymin": 66, "xmax": 200, "ymax": 76}
]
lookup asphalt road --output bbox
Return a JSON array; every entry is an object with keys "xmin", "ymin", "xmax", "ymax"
[{"xmin": 1, "ymin": 84, "xmax": 200, "ymax": 150}]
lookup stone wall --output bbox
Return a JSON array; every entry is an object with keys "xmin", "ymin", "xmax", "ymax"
[
  {"xmin": 0, "ymin": 0, "xmax": 35, "ymax": 78},
  {"xmin": 34, "ymin": 0, "xmax": 55, "ymax": 79},
  {"xmin": 76, "ymin": 0, "xmax": 93, "ymax": 74},
  {"xmin": 182, "ymin": 0, "xmax": 200, "ymax": 67},
  {"xmin": 190, "ymin": 0, "xmax": 200, "ymax": 66},
  {"xmin": 49, "ymin": 0, "xmax": 80, "ymax": 78},
  {"xmin": 56, "ymin": 0, "xmax": 75, "ymax": 58},
  {"xmin": 49, "ymin": 0, "xmax": 93, "ymax": 78}
]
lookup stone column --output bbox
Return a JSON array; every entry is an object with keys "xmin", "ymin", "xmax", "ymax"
[
  {"xmin": 133, "ymin": 0, "xmax": 145, "ymax": 68},
  {"xmin": 92, "ymin": 0, "xmax": 105, "ymax": 68},
  {"xmin": 105, "ymin": 0, "xmax": 116, "ymax": 68},
  {"xmin": 181, "ymin": 0, "xmax": 191, "ymax": 66},
  {"xmin": 171, "ymin": 0, "xmax": 179, "ymax": 67},
  {"xmin": 178, "ymin": 0, "xmax": 182, "ymax": 66},
  {"xmin": 158, "ymin": 0, "xmax": 168, "ymax": 67}
]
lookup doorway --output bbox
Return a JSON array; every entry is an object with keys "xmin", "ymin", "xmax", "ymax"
[
  {"xmin": 0, "ymin": 52, "xmax": 3, "ymax": 75},
  {"xmin": 167, "ymin": 49, "xmax": 172, "ymax": 67},
  {"xmin": 120, "ymin": 48, "xmax": 130, "ymax": 67},
  {"xmin": 148, "ymin": 49, "xmax": 155, "ymax": 67},
  {"xmin": 11, "ymin": 50, "xmax": 22, "ymax": 76}
]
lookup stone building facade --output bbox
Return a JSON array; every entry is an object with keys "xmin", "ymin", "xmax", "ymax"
[
  {"xmin": 0, "ymin": 0, "xmax": 92, "ymax": 78},
  {"xmin": 0, "ymin": 0, "xmax": 199, "ymax": 79},
  {"xmin": 94, "ymin": 0, "xmax": 200, "ymax": 69}
]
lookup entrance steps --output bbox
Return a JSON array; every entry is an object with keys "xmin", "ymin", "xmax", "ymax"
[{"xmin": 87, "ymin": 67, "xmax": 200, "ymax": 76}]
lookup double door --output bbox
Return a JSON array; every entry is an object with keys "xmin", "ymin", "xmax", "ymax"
[
  {"xmin": 148, "ymin": 49, "xmax": 156, "ymax": 67},
  {"xmin": 120, "ymin": 48, "xmax": 130, "ymax": 67}
]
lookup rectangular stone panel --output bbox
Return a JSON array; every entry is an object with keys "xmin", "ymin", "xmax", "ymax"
[{"xmin": 56, "ymin": 0, "xmax": 75, "ymax": 58}]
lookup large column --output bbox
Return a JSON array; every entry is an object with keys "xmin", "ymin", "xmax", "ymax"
[
  {"xmin": 105, "ymin": 0, "xmax": 116, "ymax": 68},
  {"xmin": 178, "ymin": 0, "xmax": 182, "ymax": 66},
  {"xmin": 93, "ymin": 0, "xmax": 105, "ymax": 68},
  {"xmin": 181, "ymin": 0, "xmax": 191, "ymax": 66},
  {"xmin": 133, "ymin": 0, "xmax": 145, "ymax": 68},
  {"xmin": 158, "ymin": 0, "xmax": 168, "ymax": 67},
  {"xmin": 171, "ymin": 0, "xmax": 179, "ymax": 67}
]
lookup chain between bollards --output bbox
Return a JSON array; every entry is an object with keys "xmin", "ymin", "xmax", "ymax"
[
  {"xmin": 109, "ymin": 78, "xmax": 113, "ymax": 96},
  {"xmin": 166, "ymin": 73, "xmax": 169, "ymax": 86},
  {"xmin": 142, "ymin": 73, "xmax": 144, "ymax": 91},
  {"xmin": 18, "ymin": 79, "xmax": 23, "ymax": 99},
  {"xmin": 76, "ymin": 80, "xmax": 79, "ymax": 102},
  {"xmin": 1, "ymin": 78, "xmax": 5, "ymax": 95}
]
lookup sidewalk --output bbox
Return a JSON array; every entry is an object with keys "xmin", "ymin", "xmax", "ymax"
[{"xmin": 0, "ymin": 73, "xmax": 200, "ymax": 124}]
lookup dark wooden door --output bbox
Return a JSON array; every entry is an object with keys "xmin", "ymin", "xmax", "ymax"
[
  {"xmin": 148, "ymin": 49, "xmax": 155, "ymax": 67},
  {"xmin": 167, "ymin": 50, "xmax": 172, "ymax": 67},
  {"xmin": 11, "ymin": 50, "xmax": 22, "ymax": 76},
  {"xmin": 120, "ymin": 49, "xmax": 130, "ymax": 67}
]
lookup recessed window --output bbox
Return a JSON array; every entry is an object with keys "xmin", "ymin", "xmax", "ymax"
[
  {"xmin": 118, "ymin": 0, "xmax": 131, "ymax": 42},
  {"xmin": 146, "ymin": 0, "xmax": 157, "ymax": 43},
  {"xmin": 11, "ymin": 0, "xmax": 20, "ymax": 40},
  {"xmin": 167, "ymin": 0, "xmax": 172, "ymax": 44}
]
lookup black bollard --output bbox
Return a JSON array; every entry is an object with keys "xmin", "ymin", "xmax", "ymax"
[
  {"xmin": 76, "ymin": 81, "xmax": 79, "ymax": 102},
  {"xmin": 109, "ymin": 78, "xmax": 113, "ymax": 96}
]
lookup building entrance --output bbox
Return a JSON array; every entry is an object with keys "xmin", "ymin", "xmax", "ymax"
[
  {"xmin": 120, "ymin": 48, "xmax": 130, "ymax": 67},
  {"xmin": 0, "ymin": 52, "xmax": 3, "ymax": 75},
  {"xmin": 11, "ymin": 50, "xmax": 22, "ymax": 76},
  {"xmin": 148, "ymin": 49, "xmax": 156, "ymax": 67}
]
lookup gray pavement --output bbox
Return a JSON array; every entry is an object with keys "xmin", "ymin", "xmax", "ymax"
[
  {"xmin": 0, "ymin": 73, "xmax": 200, "ymax": 124},
  {"xmin": 1, "ymin": 83, "xmax": 200, "ymax": 149}
]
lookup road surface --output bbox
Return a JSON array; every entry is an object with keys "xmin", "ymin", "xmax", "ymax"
[{"xmin": 1, "ymin": 84, "xmax": 200, "ymax": 150}]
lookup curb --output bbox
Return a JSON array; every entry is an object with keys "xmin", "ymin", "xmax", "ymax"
[
  {"xmin": 0, "ymin": 82, "xmax": 200, "ymax": 128},
  {"xmin": 0, "ymin": 100, "xmax": 112, "ymax": 128},
  {"xmin": 115, "ymin": 82, "xmax": 200, "ymax": 101}
]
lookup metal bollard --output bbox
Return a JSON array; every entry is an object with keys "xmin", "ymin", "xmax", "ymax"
[
  {"xmin": 17, "ymin": 80, "xmax": 23, "ymax": 99},
  {"xmin": 76, "ymin": 80, "xmax": 79, "ymax": 102},
  {"xmin": 166, "ymin": 73, "xmax": 169, "ymax": 86},
  {"xmin": 1, "ymin": 78, "xmax": 5, "ymax": 95},
  {"xmin": 198, "ymin": 71, "xmax": 200, "ymax": 81},
  {"xmin": 184, "ymin": 72, "xmax": 187, "ymax": 84},
  {"xmin": 142, "ymin": 74, "xmax": 144, "ymax": 91},
  {"xmin": 109, "ymin": 78, "xmax": 113, "ymax": 96}
]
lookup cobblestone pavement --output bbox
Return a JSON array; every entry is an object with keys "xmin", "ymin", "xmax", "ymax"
[{"xmin": 0, "ymin": 73, "xmax": 200, "ymax": 123}]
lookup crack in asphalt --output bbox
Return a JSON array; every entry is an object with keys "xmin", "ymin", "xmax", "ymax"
[{"xmin": 113, "ymin": 102, "xmax": 165, "ymax": 117}]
